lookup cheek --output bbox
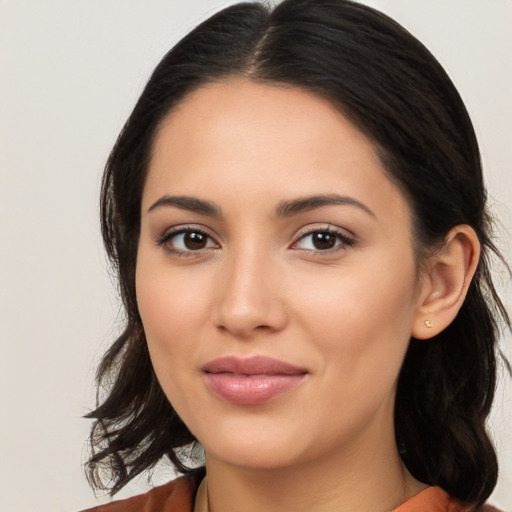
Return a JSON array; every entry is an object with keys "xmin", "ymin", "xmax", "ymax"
[
  {"xmin": 136, "ymin": 250, "xmax": 211, "ymax": 340},
  {"xmin": 135, "ymin": 251, "xmax": 207, "ymax": 383},
  {"xmin": 135, "ymin": 261, "xmax": 209, "ymax": 424},
  {"xmin": 297, "ymin": 253, "xmax": 418, "ymax": 384}
]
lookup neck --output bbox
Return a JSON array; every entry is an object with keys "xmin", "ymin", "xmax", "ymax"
[{"xmin": 202, "ymin": 424, "xmax": 426, "ymax": 512}]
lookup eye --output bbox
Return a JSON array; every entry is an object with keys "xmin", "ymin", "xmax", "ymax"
[
  {"xmin": 156, "ymin": 227, "xmax": 219, "ymax": 254},
  {"xmin": 293, "ymin": 228, "xmax": 354, "ymax": 252}
]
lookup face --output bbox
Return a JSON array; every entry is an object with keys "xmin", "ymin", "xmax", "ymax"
[{"xmin": 136, "ymin": 79, "xmax": 425, "ymax": 472}]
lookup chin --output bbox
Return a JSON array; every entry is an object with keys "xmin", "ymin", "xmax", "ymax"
[{"xmin": 198, "ymin": 423, "xmax": 307, "ymax": 470}]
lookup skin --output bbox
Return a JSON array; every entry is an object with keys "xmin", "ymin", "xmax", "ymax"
[{"xmin": 135, "ymin": 79, "xmax": 479, "ymax": 512}]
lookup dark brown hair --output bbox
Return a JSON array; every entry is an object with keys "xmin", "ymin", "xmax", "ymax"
[{"xmin": 86, "ymin": 1, "xmax": 510, "ymax": 506}]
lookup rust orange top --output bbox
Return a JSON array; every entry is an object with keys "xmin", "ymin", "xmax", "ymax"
[
  {"xmin": 393, "ymin": 486, "xmax": 500, "ymax": 512},
  {"xmin": 81, "ymin": 475, "xmax": 502, "ymax": 512}
]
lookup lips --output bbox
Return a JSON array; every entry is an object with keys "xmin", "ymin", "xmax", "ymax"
[{"xmin": 202, "ymin": 356, "xmax": 307, "ymax": 405}]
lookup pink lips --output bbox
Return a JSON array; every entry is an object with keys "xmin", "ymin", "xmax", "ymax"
[{"xmin": 202, "ymin": 356, "xmax": 307, "ymax": 405}]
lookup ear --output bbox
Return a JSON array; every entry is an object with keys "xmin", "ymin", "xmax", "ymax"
[{"xmin": 412, "ymin": 225, "xmax": 480, "ymax": 340}]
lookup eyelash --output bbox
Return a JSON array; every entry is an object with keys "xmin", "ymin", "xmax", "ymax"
[
  {"xmin": 291, "ymin": 227, "xmax": 355, "ymax": 254},
  {"xmin": 155, "ymin": 226, "xmax": 218, "ymax": 256},
  {"xmin": 155, "ymin": 225, "xmax": 355, "ymax": 257}
]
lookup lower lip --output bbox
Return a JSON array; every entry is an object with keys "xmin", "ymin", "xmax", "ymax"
[{"xmin": 203, "ymin": 373, "xmax": 306, "ymax": 405}]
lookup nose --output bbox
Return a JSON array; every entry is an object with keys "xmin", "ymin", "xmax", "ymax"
[{"xmin": 213, "ymin": 249, "xmax": 289, "ymax": 339}]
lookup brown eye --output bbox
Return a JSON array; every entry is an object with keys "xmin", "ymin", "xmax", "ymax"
[
  {"xmin": 157, "ymin": 228, "xmax": 218, "ymax": 253},
  {"xmin": 293, "ymin": 229, "xmax": 355, "ymax": 252},
  {"xmin": 311, "ymin": 232, "xmax": 337, "ymax": 250},
  {"xmin": 183, "ymin": 231, "xmax": 208, "ymax": 250}
]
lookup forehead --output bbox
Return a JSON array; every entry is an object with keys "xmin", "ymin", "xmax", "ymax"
[
  {"xmin": 151, "ymin": 79, "xmax": 377, "ymax": 172},
  {"xmin": 144, "ymin": 79, "xmax": 411, "ymax": 226}
]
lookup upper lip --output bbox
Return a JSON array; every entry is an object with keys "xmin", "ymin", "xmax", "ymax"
[{"xmin": 202, "ymin": 356, "xmax": 308, "ymax": 375}]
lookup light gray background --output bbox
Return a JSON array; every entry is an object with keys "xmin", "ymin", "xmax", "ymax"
[{"xmin": 1, "ymin": 1, "xmax": 511, "ymax": 511}]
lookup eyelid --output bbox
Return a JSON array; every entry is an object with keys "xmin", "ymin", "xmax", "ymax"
[
  {"xmin": 290, "ymin": 224, "xmax": 356, "ymax": 252},
  {"xmin": 155, "ymin": 224, "xmax": 220, "ymax": 254},
  {"xmin": 154, "ymin": 223, "xmax": 355, "ymax": 255}
]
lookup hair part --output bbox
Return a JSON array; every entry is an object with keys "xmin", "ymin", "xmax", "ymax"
[{"xmin": 86, "ymin": 0, "xmax": 510, "ymax": 505}]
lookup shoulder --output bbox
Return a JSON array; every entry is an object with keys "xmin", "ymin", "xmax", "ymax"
[
  {"xmin": 79, "ymin": 474, "xmax": 198, "ymax": 512},
  {"xmin": 394, "ymin": 486, "xmax": 503, "ymax": 512}
]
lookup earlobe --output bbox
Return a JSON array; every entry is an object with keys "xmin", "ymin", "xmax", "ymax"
[{"xmin": 412, "ymin": 225, "xmax": 480, "ymax": 340}]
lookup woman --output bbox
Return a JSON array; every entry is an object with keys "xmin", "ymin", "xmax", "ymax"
[{"xmin": 83, "ymin": 0, "xmax": 509, "ymax": 510}]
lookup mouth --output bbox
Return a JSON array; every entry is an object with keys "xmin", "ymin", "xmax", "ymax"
[{"xmin": 201, "ymin": 356, "xmax": 308, "ymax": 405}]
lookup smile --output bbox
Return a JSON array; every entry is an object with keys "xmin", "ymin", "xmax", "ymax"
[{"xmin": 202, "ymin": 356, "xmax": 308, "ymax": 405}]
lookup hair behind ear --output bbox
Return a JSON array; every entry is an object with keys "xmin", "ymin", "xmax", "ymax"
[{"xmin": 396, "ymin": 271, "xmax": 501, "ymax": 505}]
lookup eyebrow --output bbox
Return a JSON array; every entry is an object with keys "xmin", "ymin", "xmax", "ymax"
[
  {"xmin": 146, "ymin": 193, "xmax": 375, "ymax": 219},
  {"xmin": 147, "ymin": 195, "xmax": 222, "ymax": 217},
  {"xmin": 275, "ymin": 194, "xmax": 376, "ymax": 218}
]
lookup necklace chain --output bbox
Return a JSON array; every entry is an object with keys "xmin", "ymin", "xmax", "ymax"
[{"xmin": 194, "ymin": 476, "xmax": 412, "ymax": 512}]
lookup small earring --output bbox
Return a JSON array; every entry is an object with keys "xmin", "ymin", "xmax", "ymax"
[{"xmin": 424, "ymin": 320, "xmax": 433, "ymax": 328}]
